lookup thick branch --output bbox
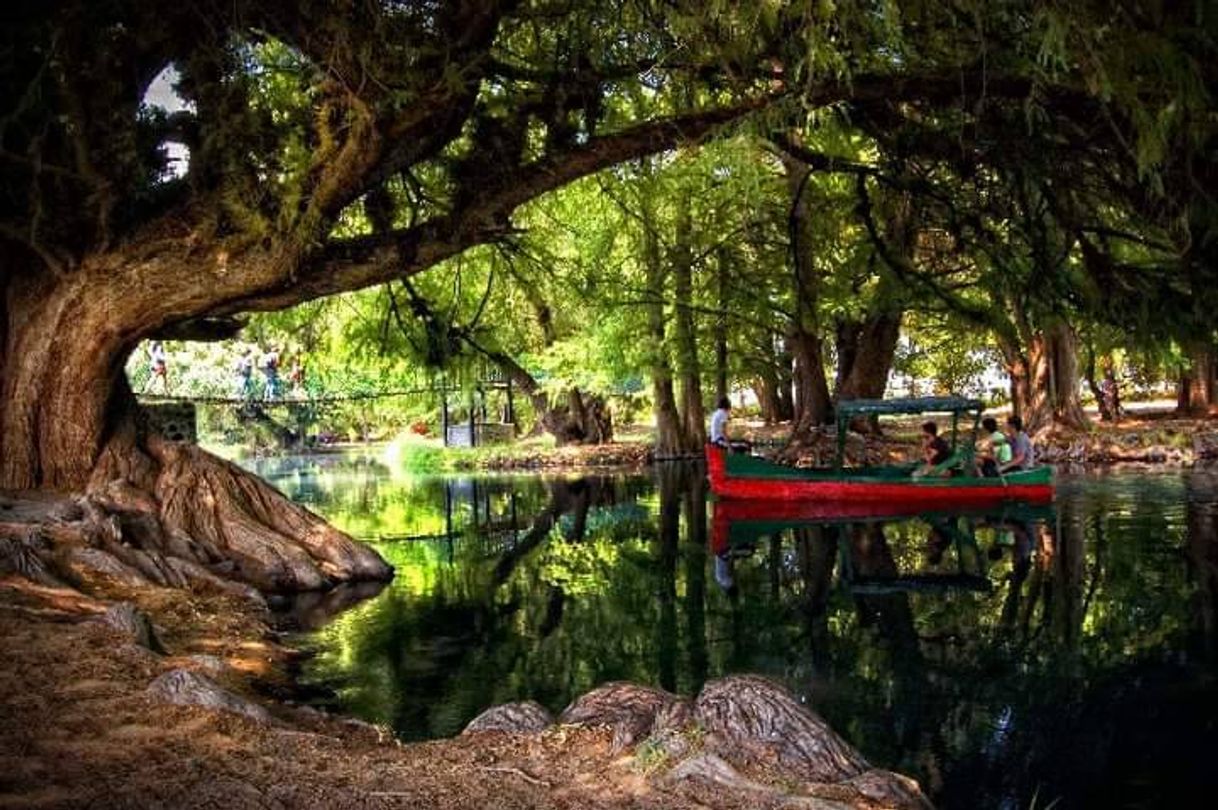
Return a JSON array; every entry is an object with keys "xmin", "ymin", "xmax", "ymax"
[{"xmin": 210, "ymin": 101, "xmax": 765, "ymax": 315}]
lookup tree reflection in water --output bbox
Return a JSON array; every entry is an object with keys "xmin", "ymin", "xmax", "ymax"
[{"xmin": 265, "ymin": 456, "xmax": 1218, "ymax": 809}]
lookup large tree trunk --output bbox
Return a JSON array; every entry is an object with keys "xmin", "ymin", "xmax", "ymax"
[
  {"xmin": 1026, "ymin": 321, "xmax": 1088, "ymax": 431},
  {"xmin": 541, "ymin": 388, "xmax": 613, "ymax": 445},
  {"xmin": 784, "ymin": 157, "xmax": 833, "ymax": 439},
  {"xmin": 640, "ymin": 174, "xmax": 700, "ymax": 458},
  {"xmin": 1000, "ymin": 321, "xmax": 1088, "ymax": 432},
  {"xmin": 753, "ymin": 373, "xmax": 782, "ymax": 424},
  {"xmin": 790, "ymin": 330, "xmax": 832, "ymax": 435},
  {"xmin": 835, "ymin": 312, "xmax": 903, "ymax": 402},
  {"xmin": 835, "ymin": 178, "xmax": 910, "ymax": 433},
  {"xmin": 834, "ymin": 307, "xmax": 903, "ymax": 434},
  {"xmin": 1181, "ymin": 342, "xmax": 1216, "ymax": 414},
  {"xmin": 672, "ymin": 203, "xmax": 706, "ymax": 448},
  {"xmin": 1, "ymin": 270, "xmax": 391, "ymax": 594},
  {"xmin": 643, "ymin": 207, "xmax": 685, "ymax": 457},
  {"xmin": 1082, "ymin": 343, "xmax": 1114, "ymax": 422},
  {"xmin": 714, "ymin": 248, "xmax": 730, "ymax": 404},
  {"xmin": 2, "ymin": 272, "xmax": 124, "ymax": 491}
]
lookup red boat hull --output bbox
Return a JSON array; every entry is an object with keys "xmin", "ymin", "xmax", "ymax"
[{"xmin": 705, "ymin": 445, "xmax": 1053, "ymax": 506}]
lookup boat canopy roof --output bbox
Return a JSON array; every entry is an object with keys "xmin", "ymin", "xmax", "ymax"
[{"xmin": 836, "ymin": 396, "xmax": 984, "ymax": 418}]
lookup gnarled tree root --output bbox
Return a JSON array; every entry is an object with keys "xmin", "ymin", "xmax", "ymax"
[
  {"xmin": 2, "ymin": 432, "xmax": 392, "ymax": 604},
  {"xmin": 464, "ymin": 676, "xmax": 931, "ymax": 809}
]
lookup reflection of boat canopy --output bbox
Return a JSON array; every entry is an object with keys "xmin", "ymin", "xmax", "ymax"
[
  {"xmin": 706, "ymin": 396, "xmax": 1053, "ymax": 505},
  {"xmin": 710, "ymin": 499, "xmax": 1053, "ymax": 596},
  {"xmin": 712, "ymin": 498, "xmax": 1054, "ymax": 550}
]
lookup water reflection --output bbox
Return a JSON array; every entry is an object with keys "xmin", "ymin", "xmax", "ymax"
[{"xmin": 259, "ymin": 455, "xmax": 1218, "ymax": 810}]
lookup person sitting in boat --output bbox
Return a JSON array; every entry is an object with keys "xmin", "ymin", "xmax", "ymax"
[
  {"xmin": 912, "ymin": 420, "xmax": 953, "ymax": 477},
  {"xmin": 709, "ymin": 397, "xmax": 751, "ymax": 453},
  {"xmin": 710, "ymin": 397, "xmax": 731, "ymax": 447},
  {"xmin": 977, "ymin": 416, "xmax": 1013, "ymax": 477},
  {"xmin": 1001, "ymin": 415, "xmax": 1035, "ymax": 472}
]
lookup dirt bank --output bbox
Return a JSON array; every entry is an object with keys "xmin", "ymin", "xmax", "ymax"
[{"xmin": 0, "ymin": 550, "xmax": 926, "ymax": 809}]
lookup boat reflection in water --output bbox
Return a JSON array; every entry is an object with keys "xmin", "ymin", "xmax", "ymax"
[{"xmin": 710, "ymin": 498, "xmax": 1054, "ymax": 602}]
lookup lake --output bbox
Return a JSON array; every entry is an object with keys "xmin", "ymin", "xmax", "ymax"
[{"xmin": 246, "ymin": 452, "xmax": 1218, "ymax": 810}]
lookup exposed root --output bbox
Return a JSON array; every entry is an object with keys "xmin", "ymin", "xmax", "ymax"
[
  {"xmin": 0, "ymin": 416, "xmax": 395, "ymax": 600},
  {"xmin": 151, "ymin": 439, "xmax": 391, "ymax": 590},
  {"xmin": 2, "ymin": 438, "xmax": 392, "ymax": 607},
  {"xmin": 457, "ymin": 675, "xmax": 934, "ymax": 808},
  {"xmin": 463, "ymin": 701, "xmax": 555, "ymax": 735},
  {"xmin": 693, "ymin": 674, "xmax": 869, "ymax": 783},
  {"xmin": 559, "ymin": 681, "xmax": 693, "ymax": 751}
]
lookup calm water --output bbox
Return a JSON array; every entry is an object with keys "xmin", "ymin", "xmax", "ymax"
[{"xmin": 248, "ymin": 453, "xmax": 1218, "ymax": 809}]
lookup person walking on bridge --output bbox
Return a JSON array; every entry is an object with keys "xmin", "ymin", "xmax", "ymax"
[
  {"xmin": 262, "ymin": 345, "xmax": 281, "ymax": 400},
  {"xmin": 148, "ymin": 341, "xmax": 169, "ymax": 394},
  {"xmin": 234, "ymin": 347, "xmax": 254, "ymax": 402}
]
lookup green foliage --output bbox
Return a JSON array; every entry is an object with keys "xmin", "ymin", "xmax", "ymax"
[{"xmin": 385, "ymin": 435, "xmax": 451, "ymax": 473}]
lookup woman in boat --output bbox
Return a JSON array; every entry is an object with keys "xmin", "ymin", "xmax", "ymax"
[{"xmin": 912, "ymin": 421, "xmax": 953, "ymax": 477}]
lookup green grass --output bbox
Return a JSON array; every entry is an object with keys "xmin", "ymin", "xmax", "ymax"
[{"xmin": 384, "ymin": 432, "xmax": 559, "ymax": 472}]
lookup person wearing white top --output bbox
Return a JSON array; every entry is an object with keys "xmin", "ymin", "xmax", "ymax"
[{"xmin": 709, "ymin": 397, "xmax": 731, "ymax": 446}]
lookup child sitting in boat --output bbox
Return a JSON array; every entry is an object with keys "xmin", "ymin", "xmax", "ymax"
[{"xmin": 976, "ymin": 417, "xmax": 1013, "ymax": 477}]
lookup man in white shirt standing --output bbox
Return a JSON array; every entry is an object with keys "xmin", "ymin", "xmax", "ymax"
[{"xmin": 709, "ymin": 397, "xmax": 731, "ymax": 447}]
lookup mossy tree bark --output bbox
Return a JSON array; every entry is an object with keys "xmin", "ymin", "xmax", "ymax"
[{"xmin": 0, "ymin": 0, "xmax": 762, "ymax": 594}]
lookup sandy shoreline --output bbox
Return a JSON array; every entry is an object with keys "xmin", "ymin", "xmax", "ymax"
[{"xmin": 0, "ymin": 565, "xmax": 924, "ymax": 809}]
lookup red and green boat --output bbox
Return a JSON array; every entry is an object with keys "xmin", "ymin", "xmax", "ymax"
[{"xmin": 707, "ymin": 396, "xmax": 1053, "ymax": 507}]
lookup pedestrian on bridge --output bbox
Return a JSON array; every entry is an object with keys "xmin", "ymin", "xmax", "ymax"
[
  {"xmin": 234, "ymin": 347, "xmax": 254, "ymax": 401},
  {"xmin": 262, "ymin": 345, "xmax": 281, "ymax": 400},
  {"xmin": 148, "ymin": 341, "xmax": 169, "ymax": 394}
]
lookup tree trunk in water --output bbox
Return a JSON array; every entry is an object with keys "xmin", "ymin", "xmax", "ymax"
[
  {"xmin": 753, "ymin": 374, "xmax": 781, "ymax": 425},
  {"xmin": 672, "ymin": 204, "xmax": 706, "ymax": 449},
  {"xmin": 774, "ymin": 339, "xmax": 796, "ymax": 421},
  {"xmin": 790, "ymin": 330, "xmax": 832, "ymax": 436},
  {"xmin": 643, "ymin": 207, "xmax": 684, "ymax": 457},
  {"xmin": 1184, "ymin": 343, "xmax": 1216, "ymax": 413},
  {"xmin": 655, "ymin": 464, "xmax": 682, "ymax": 692},
  {"xmin": 714, "ymin": 248, "xmax": 730, "ymax": 404},
  {"xmin": 683, "ymin": 469, "xmax": 709, "ymax": 691},
  {"xmin": 1001, "ymin": 322, "xmax": 1088, "ymax": 432},
  {"xmin": 1186, "ymin": 483, "xmax": 1218, "ymax": 661},
  {"xmin": 1026, "ymin": 321, "xmax": 1089, "ymax": 431},
  {"xmin": 1, "ymin": 270, "xmax": 392, "ymax": 594}
]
